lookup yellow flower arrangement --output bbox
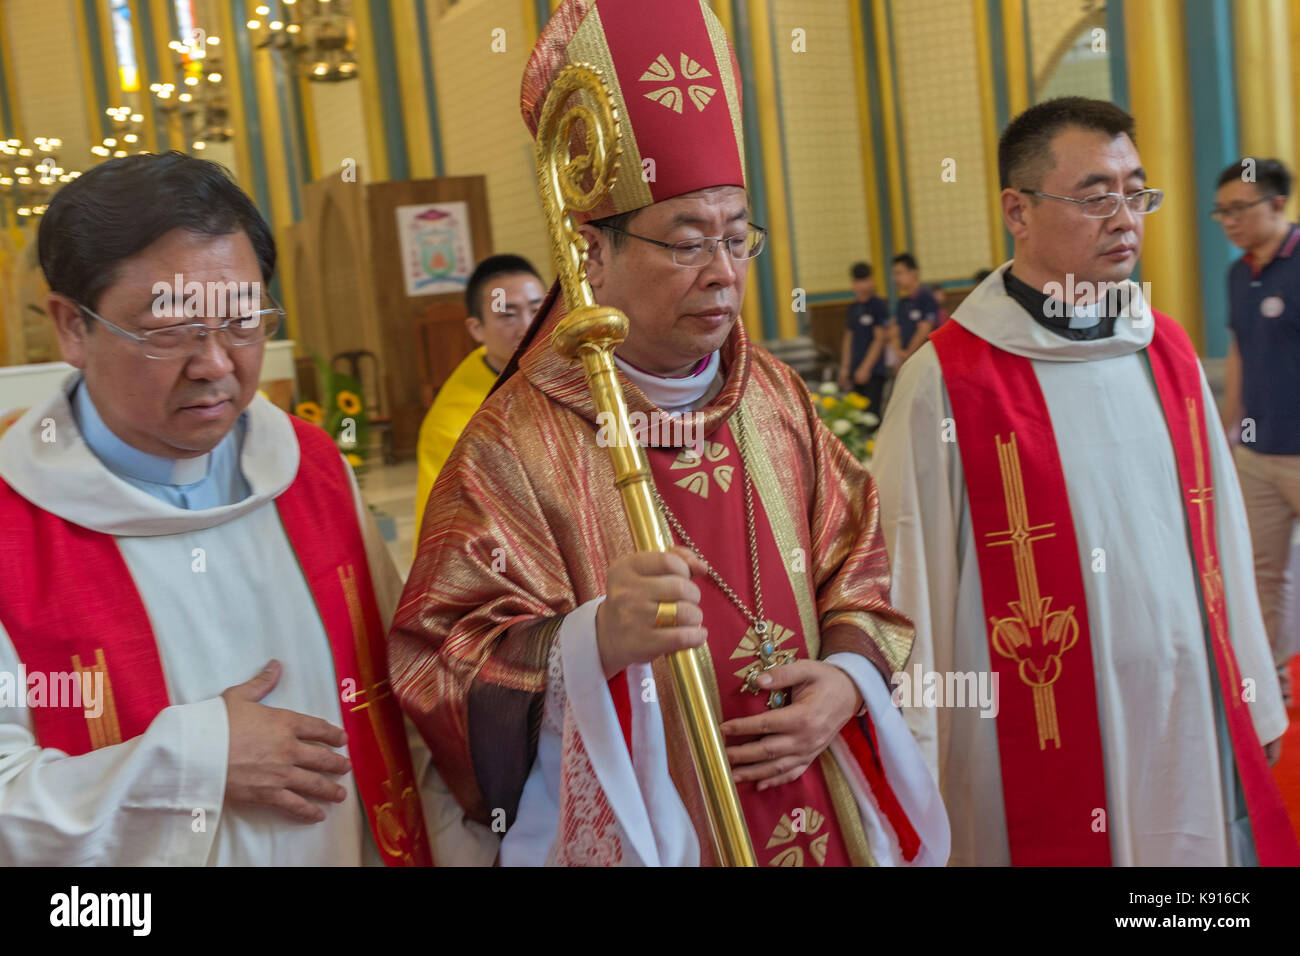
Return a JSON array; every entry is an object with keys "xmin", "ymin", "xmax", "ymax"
[
  {"xmin": 346, "ymin": 453, "xmax": 363, "ymax": 468},
  {"xmin": 294, "ymin": 401, "xmax": 324, "ymax": 425},
  {"xmin": 812, "ymin": 384, "xmax": 880, "ymax": 461},
  {"xmin": 337, "ymin": 390, "xmax": 362, "ymax": 416}
]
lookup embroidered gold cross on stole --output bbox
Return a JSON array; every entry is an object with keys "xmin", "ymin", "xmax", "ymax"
[
  {"xmin": 1184, "ymin": 398, "xmax": 1240, "ymax": 703},
  {"xmin": 733, "ymin": 620, "xmax": 797, "ymax": 708},
  {"xmin": 70, "ymin": 648, "xmax": 121, "ymax": 750},
  {"xmin": 985, "ymin": 433, "xmax": 1080, "ymax": 749}
]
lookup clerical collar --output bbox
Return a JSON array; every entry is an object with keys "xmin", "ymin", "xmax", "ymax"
[
  {"xmin": 72, "ymin": 379, "xmax": 213, "ymax": 486},
  {"xmin": 614, "ymin": 350, "xmax": 721, "ymax": 414},
  {"xmin": 1003, "ymin": 268, "xmax": 1116, "ymax": 341}
]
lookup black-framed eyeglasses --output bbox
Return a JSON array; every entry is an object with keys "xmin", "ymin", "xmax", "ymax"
[
  {"xmin": 75, "ymin": 297, "xmax": 284, "ymax": 360},
  {"xmin": 1210, "ymin": 196, "xmax": 1276, "ymax": 222},
  {"xmin": 1019, "ymin": 188, "xmax": 1164, "ymax": 219},
  {"xmin": 599, "ymin": 223, "xmax": 768, "ymax": 267}
]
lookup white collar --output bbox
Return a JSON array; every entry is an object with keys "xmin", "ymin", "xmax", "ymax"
[
  {"xmin": 614, "ymin": 350, "xmax": 722, "ymax": 415},
  {"xmin": 955, "ymin": 261, "xmax": 1154, "ymax": 362},
  {"xmin": 0, "ymin": 372, "xmax": 299, "ymax": 536},
  {"xmin": 72, "ymin": 378, "xmax": 215, "ymax": 486}
]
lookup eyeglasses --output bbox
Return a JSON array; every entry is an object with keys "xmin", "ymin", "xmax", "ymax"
[
  {"xmin": 1019, "ymin": 188, "xmax": 1164, "ymax": 218},
  {"xmin": 599, "ymin": 223, "xmax": 768, "ymax": 267},
  {"xmin": 76, "ymin": 298, "xmax": 283, "ymax": 360},
  {"xmin": 1210, "ymin": 196, "xmax": 1275, "ymax": 222}
]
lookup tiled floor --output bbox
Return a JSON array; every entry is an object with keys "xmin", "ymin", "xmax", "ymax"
[{"xmin": 358, "ymin": 460, "xmax": 419, "ymax": 581}]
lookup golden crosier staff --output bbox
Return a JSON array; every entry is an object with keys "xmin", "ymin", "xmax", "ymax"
[{"xmin": 536, "ymin": 62, "xmax": 756, "ymax": 867}]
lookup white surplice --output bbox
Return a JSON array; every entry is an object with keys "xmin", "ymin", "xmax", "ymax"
[
  {"xmin": 872, "ymin": 263, "xmax": 1289, "ymax": 866},
  {"xmin": 0, "ymin": 374, "xmax": 498, "ymax": 866},
  {"xmin": 499, "ymin": 355, "xmax": 951, "ymax": 867}
]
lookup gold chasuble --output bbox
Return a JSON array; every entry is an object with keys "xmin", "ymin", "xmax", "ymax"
[
  {"xmin": 389, "ymin": 0, "xmax": 935, "ymax": 867},
  {"xmin": 389, "ymin": 305, "xmax": 915, "ymax": 865}
]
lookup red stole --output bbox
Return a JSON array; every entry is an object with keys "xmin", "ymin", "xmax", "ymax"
[
  {"xmin": 0, "ymin": 416, "xmax": 432, "ymax": 866},
  {"xmin": 1143, "ymin": 315, "xmax": 1300, "ymax": 867},
  {"xmin": 604, "ymin": 422, "xmax": 918, "ymax": 865},
  {"xmin": 931, "ymin": 314, "xmax": 1300, "ymax": 866}
]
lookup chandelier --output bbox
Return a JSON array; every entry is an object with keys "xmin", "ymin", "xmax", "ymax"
[
  {"xmin": 0, "ymin": 138, "xmax": 80, "ymax": 219},
  {"xmin": 90, "ymin": 106, "xmax": 149, "ymax": 159},
  {"xmin": 246, "ymin": 0, "xmax": 358, "ymax": 82},
  {"xmin": 151, "ymin": 32, "xmax": 234, "ymax": 152}
]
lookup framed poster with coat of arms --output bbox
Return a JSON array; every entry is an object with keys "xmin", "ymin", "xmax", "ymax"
[{"xmin": 395, "ymin": 201, "xmax": 475, "ymax": 297}]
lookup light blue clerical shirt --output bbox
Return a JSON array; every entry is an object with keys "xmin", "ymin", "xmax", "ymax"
[{"xmin": 71, "ymin": 378, "xmax": 251, "ymax": 509}]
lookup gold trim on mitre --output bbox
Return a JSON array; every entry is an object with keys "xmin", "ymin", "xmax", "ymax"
[{"xmin": 564, "ymin": 6, "xmax": 655, "ymax": 214}]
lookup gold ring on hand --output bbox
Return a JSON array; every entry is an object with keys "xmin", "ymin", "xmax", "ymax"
[{"xmin": 654, "ymin": 601, "xmax": 678, "ymax": 628}]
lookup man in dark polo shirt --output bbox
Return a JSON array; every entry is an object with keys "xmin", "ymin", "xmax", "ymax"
[
  {"xmin": 1215, "ymin": 157, "xmax": 1300, "ymax": 703},
  {"xmin": 889, "ymin": 252, "xmax": 938, "ymax": 367},
  {"xmin": 837, "ymin": 260, "xmax": 890, "ymax": 414}
]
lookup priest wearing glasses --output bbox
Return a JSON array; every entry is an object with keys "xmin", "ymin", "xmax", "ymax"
[
  {"xmin": 874, "ymin": 97, "xmax": 1297, "ymax": 866},
  {"xmin": 0, "ymin": 152, "xmax": 493, "ymax": 865},
  {"xmin": 390, "ymin": 0, "xmax": 947, "ymax": 867}
]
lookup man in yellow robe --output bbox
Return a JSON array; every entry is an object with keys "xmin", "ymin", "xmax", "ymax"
[
  {"xmin": 413, "ymin": 255, "xmax": 545, "ymax": 536},
  {"xmin": 389, "ymin": 0, "xmax": 947, "ymax": 867}
]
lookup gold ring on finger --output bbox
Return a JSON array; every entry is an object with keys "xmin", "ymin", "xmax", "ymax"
[{"xmin": 654, "ymin": 600, "xmax": 678, "ymax": 628}]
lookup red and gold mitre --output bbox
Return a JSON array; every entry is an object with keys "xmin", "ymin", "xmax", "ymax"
[{"xmin": 520, "ymin": 0, "xmax": 747, "ymax": 221}]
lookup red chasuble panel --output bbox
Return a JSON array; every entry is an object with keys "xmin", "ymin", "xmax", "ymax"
[{"xmin": 646, "ymin": 422, "xmax": 851, "ymax": 867}]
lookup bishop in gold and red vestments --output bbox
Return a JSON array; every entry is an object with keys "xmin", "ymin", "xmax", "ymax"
[{"xmin": 388, "ymin": 0, "xmax": 948, "ymax": 866}]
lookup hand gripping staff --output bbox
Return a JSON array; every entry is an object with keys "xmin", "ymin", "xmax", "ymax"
[{"xmin": 535, "ymin": 62, "xmax": 756, "ymax": 866}]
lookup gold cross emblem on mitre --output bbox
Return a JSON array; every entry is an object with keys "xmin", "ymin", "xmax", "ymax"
[{"xmin": 640, "ymin": 52, "xmax": 717, "ymax": 113}]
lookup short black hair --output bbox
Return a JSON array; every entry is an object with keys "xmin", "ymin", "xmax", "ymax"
[
  {"xmin": 465, "ymin": 254, "xmax": 542, "ymax": 318},
  {"xmin": 38, "ymin": 151, "xmax": 275, "ymax": 314},
  {"xmin": 1216, "ymin": 157, "xmax": 1292, "ymax": 198},
  {"xmin": 850, "ymin": 261, "xmax": 873, "ymax": 280},
  {"xmin": 998, "ymin": 96, "xmax": 1136, "ymax": 190},
  {"xmin": 892, "ymin": 252, "xmax": 918, "ymax": 272},
  {"xmin": 973, "ymin": 268, "xmax": 993, "ymax": 283}
]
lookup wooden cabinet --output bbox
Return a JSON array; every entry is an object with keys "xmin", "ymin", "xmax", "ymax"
[{"xmin": 288, "ymin": 172, "xmax": 492, "ymax": 460}]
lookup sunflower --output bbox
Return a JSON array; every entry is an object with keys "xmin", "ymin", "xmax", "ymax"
[
  {"xmin": 337, "ymin": 390, "xmax": 362, "ymax": 416},
  {"xmin": 295, "ymin": 401, "xmax": 324, "ymax": 424},
  {"xmin": 844, "ymin": 392, "xmax": 869, "ymax": 410},
  {"xmin": 820, "ymin": 395, "xmax": 838, "ymax": 409},
  {"xmin": 345, "ymin": 453, "xmax": 363, "ymax": 469}
]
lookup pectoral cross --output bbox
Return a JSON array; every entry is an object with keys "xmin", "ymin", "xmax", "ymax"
[{"xmin": 734, "ymin": 621, "xmax": 796, "ymax": 709}]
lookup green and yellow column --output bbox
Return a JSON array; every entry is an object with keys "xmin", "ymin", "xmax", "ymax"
[
  {"xmin": 974, "ymin": 0, "xmax": 1008, "ymax": 265},
  {"xmin": 392, "ymin": 1, "xmax": 435, "ymax": 180},
  {"xmin": 848, "ymin": 0, "xmax": 887, "ymax": 287},
  {"xmin": 1125, "ymin": 0, "xmax": 1203, "ymax": 350},
  {"xmin": 126, "ymin": 0, "xmax": 162, "ymax": 152},
  {"xmin": 745, "ymin": 0, "xmax": 797, "ymax": 340},
  {"xmin": 711, "ymin": 0, "xmax": 762, "ymax": 341},
  {"xmin": 1000, "ymin": 0, "xmax": 1030, "ymax": 117},
  {"xmin": 1234, "ymin": 0, "xmax": 1296, "ymax": 222},
  {"xmin": 871, "ymin": 0, "xmax": 908, "ymax": 266}
]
